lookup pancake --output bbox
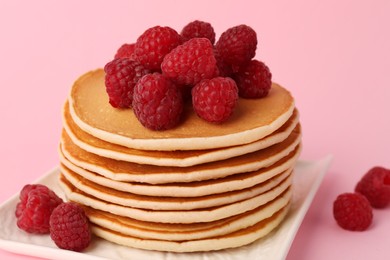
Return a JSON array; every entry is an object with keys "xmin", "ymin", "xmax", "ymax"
[
  {"xmin": 60, "ymin": 124, "xmax": 301, "ymax": 184},
  {"xmin": 59, "ymin": 174, "xmax": 291, "ymax": 223},
  {"xmin": 60, "ymin": 164, "xmax": 292, "ymax": 210},
  {"xmin": 59, "ymin": 148, "xmax": 299, "ymax": 197},
  {"xmin": 68, "ymin": 69, "xmax": 295, "ymax": 151},
  {"xmin": 82, "ymin": 190, "xmax": 291, "ymax": 241},
  {"xmin": 58, "ymin": 65, "xmax": 303, "ymax": 252},
  {"xmin": 90, "ymin": 205, "xmax": 290, "ymax": 252},
  {"xmin": 63, "ymin": 98, "xmax": 299, "ymax": 166}
]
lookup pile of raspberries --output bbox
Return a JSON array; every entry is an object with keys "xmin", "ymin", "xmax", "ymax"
[
  {"xmin": 15, "ymin": 184, "xmax": 91, "ymax": 252},
  {"xmin": 104, "ymin": 20, "xmax": 272, "ymax": 130},
  {"xmin": 333, "ymin": 166, "xmax": 390, "ymax": 231}
]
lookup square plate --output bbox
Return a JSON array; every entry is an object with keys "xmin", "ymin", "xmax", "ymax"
[{"xmin": 0, "ymin": 156, "xmax": 332, "ymax": 260}]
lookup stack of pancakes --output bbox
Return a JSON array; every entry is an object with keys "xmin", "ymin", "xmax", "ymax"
[{"xmin": 58, "ymin": 69, "xmax": 302, "ymax": 252}]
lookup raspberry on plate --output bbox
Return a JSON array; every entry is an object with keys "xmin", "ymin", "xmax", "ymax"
[
  {"xmin": 15, "ymin": 184, "xmax": 63, "ymax": 234},
  {"xmin": 132, "ymin": 73, "xmax": 183, "ymax": 130},
  {"xmin": 181, "ymin": 20, "xmax": 216, "ymax": 44},
  {"xmin": 192, "ymin": 77, "xmax": 238, "ymax": 123},
  {"xmin": 104, "ymin": 58, "xmax": 150, "ymax": 108},
  {"xmin": 333, "ymin": 192, "xmax": 373, "ymax": 231},
  {"xmin": 355, "ymin": 166, "xmax": 390, "ymax": 208},
  {"xmin": 114, "ymin": 43, "xmax": 136, "ymax": 59},
  {"xmin": 50, "ymin": 202, "xmax": 91, "ymax": 252},
  {"xmin": 161, "ymin": 38, "xmax": 217, "ymax": 85},
  {"xmin": 215, "ymin": 24, "xmax": 257, "ymax": 68},
  {"xmin": 134, "ymin": 26, "xmax": 182, "ymax": 70},
  {"xmin": 234, "ymin": 59, "xmax": 272, "ymax": 98}
]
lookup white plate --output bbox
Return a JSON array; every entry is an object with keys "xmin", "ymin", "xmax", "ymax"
[{"xmin": 0, "ymin": 156, "xmax": 332, "ymax": 260}]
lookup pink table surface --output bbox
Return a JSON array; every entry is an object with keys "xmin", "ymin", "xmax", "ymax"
[{"xmin": 1, "ymin": 0, "xmax": 389, "ymax": 259}]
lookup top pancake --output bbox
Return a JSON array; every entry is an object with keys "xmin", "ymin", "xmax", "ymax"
[{"xmin": 69, "ymin": 69, "xmax": 295, "ymax": 151}]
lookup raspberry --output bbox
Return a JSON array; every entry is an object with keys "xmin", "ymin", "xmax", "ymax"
[
  {"xmin": 333, "ymin": 192, "xmax": 373, "ymax": 231},
  {"xmin": 104, "ymin": 58, "xmax": 150, "ymax": 108},
  {"xmin": 234, "ymin": 59, "xmax": 272, "ymax": 98},
  {"xmin": 215, "ymin": 24, "xmax": 257, "ymax": 68},
  {"xmin": 15, "ymin": 184, "xmax": 63, "ymax": 234},
  {"xmin": 192, "ymin": 77, "xmax": 238, "ymax": 123},
  {"xmin": 181, "ymin": 20, "xmax": 216, "ymax": 44},
  {"xmin": 213, "ymin": 48, "xmax": 233, "ymax": 77},
  {"xmin": 355, "ymin": 166, "xmax": 390, "ymax": 208},
  {"xmin": 114, "ymin": 43, "xmax": 136, "ymax": 59},
  {"xmin": 161, "ymin": 38, "xmax": 217, "ymax": 85},
  {"xmin": 134, "ymin": 26, "xmax": 182, "ymax": 70},
  {"xmin": 50, "ymin": 202, "xmax": 91, "ymax": 252},
  {"xmin": 132, "ymin": 73, "xmax": 183, "ymax": 130}
]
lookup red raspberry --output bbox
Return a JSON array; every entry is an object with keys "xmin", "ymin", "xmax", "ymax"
[
  {"xmin": 114, "ymin": 43, "xmax": 136, "ymax": 59},
  {"xmin": 192, "ymin": 77, "xmax": 238, "ymax": 123},
  {"xmin": 134, "ymin": 26, "xmax": 182, "ymax": 70},
  {"xmin": 355, "ymin": 166, "xmax": 390, "ymax": 208},
  {"xmin": 50, "ymin": 202, "xmax": 91, "ymax": 252},
  {"xmin": 181, "ymin": 20, "xmax": 216, "ymax": 44},
  {"xmin": 333, "ymin": 192, "xmax": 373, "ymax": 231},
  {"xmin": 215, "ymin": 24, "xmax": 257, "ymax": 68},
  {"xmin": 104, "ymin": 58, "xmax": 150, "ymax": 108},
  {"xmin": 15, "ymin": 184, "xmax": 63, "ymax": 234},
  {"xmin": 132, "ymin": 73, "xmax": 183, "ymax": 130},
  {"xmin": 213, "ymin": 48, "xmax": 233, "ymax": 77},
  {"xmin": 161, "ymin": 38, "xmax": 217, "ymax": 85},
  {"xmin": 234, "ymin": 59, "xmax": 272, "ymax": 98}
]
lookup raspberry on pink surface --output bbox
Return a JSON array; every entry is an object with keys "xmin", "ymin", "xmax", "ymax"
[
  {"xmin": 355, "ymin": 166, "xmax": 390, "ymax": 208},
  {"xmin": 134, "ymin": 26, "xmax": 182, "ymax": 70},
  {"xmin": 215, "ymin": 24, "xmax": 257, "ymax": 68},
  {"xmin": 333, "ymin": 192, "xmax": 373, "ymax": 231},
  {"xmin": 161, "ymin": 38, "xmax": 217, "ymax": 85},
  {"xmin": 192, "ymin": 77, "xmax": 238, "ymax": 123},
  {"xmin": 104, "ymin": 58, "xmax": 150, "ymax": 108},
  {"xmin": 181, "ymin": 20, "xmax": 216, "ymax": 44},
  {"xmin": 132, "ymin": 73, "xmax": 183, "ymax": 130},
  {"xmin": 15, "ymin": 184, "xmax": 63, "ymax": 234},
  {"xmin": 50, "ymin": 202, "xmax": 91, "ymax": 252},
  {"xmin": 234, "ymin": 59, "xmax": 272, "ymax": 98},
  {"xmin": 114, "ymin": 43, "xmax": 136, "ymax": 59}
]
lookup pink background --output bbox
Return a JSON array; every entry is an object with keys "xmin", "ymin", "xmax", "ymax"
[{"xmin": 1, "ymin": 0, "xmax": 389, "ymax": 259}]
